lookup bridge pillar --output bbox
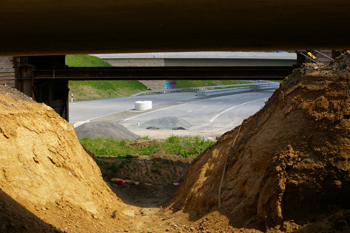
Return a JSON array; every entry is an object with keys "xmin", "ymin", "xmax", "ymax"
[{"xmin": 15, "ymin": 56, "xmax": 70, "ymax": 121}]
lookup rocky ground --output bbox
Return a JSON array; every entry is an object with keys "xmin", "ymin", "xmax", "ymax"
[{"xmin": 1, "ymin": 52, "xmax": 350, "ymax": 232}]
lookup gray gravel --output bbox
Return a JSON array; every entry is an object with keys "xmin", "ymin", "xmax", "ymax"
[
  {"xmin": 140, "ymin": 117, "xmax": 192, "ymax": 130},
  {"xmin": 74, "ymin": 122, "xmax": 139, "ymax": 140}
]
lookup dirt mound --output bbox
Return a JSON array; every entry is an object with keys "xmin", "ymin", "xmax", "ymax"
[
  {"xmin": 0, "ymin": 85, "xmax": 136, "ymax": 232},
  {"xmin": 74, "ymin": 121, "xmax": 139, "ymax": 140},
  {"xmin": 169, "ymin": 53, "xmax": 350, "ymax": 232},
  {"xmin": 141, "ymin": 117, "xmax": 192, "ymax": 130}
]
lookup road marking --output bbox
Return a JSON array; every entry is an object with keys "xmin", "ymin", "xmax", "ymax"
[
  {"xmin": 210, "ymin": 98, "xmax": 266, "ymax": 123},
  {"xmin": 202, "ymin": 105, "xmax": 207, "ymax": 108},
  {"xmin": 187, "ymin": 110, "xmax": 193, "ymax": 113},
  {"xmin": 123, "ymin": 103, "xmax": 189, "ymax": 121},
  {"xmin": 73, "ymin": 120, "xmax": 90, "ymax": 128},
  {"xmin": 75, "ymin": 91, "xmax": 269, "ymax": 124}
]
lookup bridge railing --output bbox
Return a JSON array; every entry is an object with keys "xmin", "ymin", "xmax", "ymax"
[
  {"xmin": 195, "ymin": 82, "xmax": 280, "ymax": 98},
  {"xmin": 132, "ymin": 80, "xmax": 272, "ymax": 96},
  {"xmin": 133, "ymin": 80, "xmax": 279, "ymax": 97}
]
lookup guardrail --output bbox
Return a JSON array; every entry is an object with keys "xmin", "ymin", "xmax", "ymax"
[
  {"xmin": 195, "ymin": 82, "xmax": 280, "ymax": 98},
  {"xmin": 132, "ymin": 80, "xmax": 271, "ymax": 96}
]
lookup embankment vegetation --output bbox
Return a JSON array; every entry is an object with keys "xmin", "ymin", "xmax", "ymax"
[{"xmin": 80, "ymin": 135, "xmax": 215, "ymax": 158}]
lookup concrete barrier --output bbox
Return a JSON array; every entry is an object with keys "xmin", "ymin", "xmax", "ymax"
[{"xmin": 135, "ymin": 101, "xmax": 152, "ymax": 111}]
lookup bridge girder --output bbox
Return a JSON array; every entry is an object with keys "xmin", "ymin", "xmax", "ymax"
[{"xmin": 1, "ymin": 0, "xmax": 350, "ymax": 56}]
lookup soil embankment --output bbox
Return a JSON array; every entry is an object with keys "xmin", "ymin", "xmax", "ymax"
[
  {"xmin": 0, "ymin": 85, "xmax": 133, "ymax": 232},
  {"xmin": 169, "ymin": 53, "xmax": 350, "ymax": 232}
]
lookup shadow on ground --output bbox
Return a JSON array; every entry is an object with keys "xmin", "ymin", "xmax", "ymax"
[{"xmin": 0, "ymin": 189, "xmax": 62, "ymax": 233}]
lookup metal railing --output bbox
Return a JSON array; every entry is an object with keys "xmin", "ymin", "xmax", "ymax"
[
  {"xmin": 195, "ymin": 82, "xmax": 280, "ymax": 98},
  {"xmin": 132, "ymin": 80, "xmax": 271, "ymax": 96}
]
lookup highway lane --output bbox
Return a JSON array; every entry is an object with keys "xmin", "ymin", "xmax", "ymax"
[
  {"xmin": 121, "ymin": 91, "xmax": 273, "ymax": 135},
  {"xmin": 69, "ymin": 92, "xmax": 197, "ymax": 125}
]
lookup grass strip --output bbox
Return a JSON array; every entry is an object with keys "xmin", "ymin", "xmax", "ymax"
[{"xmin": 80, "ymin": 135, "xmax": 215, "ymax": 158}]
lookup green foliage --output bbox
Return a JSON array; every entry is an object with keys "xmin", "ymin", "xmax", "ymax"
[
  {"xmin": 176, "ymin": 80, "xmax": 250, "ymax": 88},
  {"xmin": 65, "ymin": 54, "xmax": 148, "ymax": 101},
  {"xmin": 69, "ymin": 80, "xmax": 147, "ymax": 91},
  {"xmin": 65, "ymin": 55, "xmax": 113, "ymax": 67},
  {"xmin": 165, "ymin": 135, "xmax": 181, "ymax": 144},
  {"xmin": 80, "ymin": 136, "xmax": 215, "ymax": 158}
]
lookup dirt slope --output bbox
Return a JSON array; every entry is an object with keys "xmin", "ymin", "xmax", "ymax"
[
  {"xmin": 0, "ymin": 85, "xmax": 133, "ymax": 232},
  {"xmin": 169, "ymin": 53, "xmax": 350, "ymax": 232}
]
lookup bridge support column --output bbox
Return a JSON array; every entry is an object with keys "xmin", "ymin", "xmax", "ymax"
[{"xmin": 15, "ymin": 56, "xmax": 70, "ymax": 121}]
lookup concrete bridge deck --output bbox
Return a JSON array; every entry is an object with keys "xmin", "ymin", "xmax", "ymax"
[
  {"xmin": 1, "ymin": 1, "xmax": 349, "ymax": 56},
  {"xmin": 94, "ymin": 52, "xmax": 297, "ymax": 67}
]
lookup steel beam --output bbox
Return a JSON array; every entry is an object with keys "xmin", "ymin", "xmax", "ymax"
[{"xmin": 26, "ymin": 66, "xmax": 293, "ymax": 80}]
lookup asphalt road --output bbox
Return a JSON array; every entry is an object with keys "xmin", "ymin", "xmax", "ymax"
[
  {"xmin": 70, "ymin": 91, "xmax": 275, "ymax": 138},
  {"xmin": 69, "ymin": 92, "xmax": 197, "ymax": 125},
  {"xmin": 122, "ymin": 91, "xmax": 273, "ymax": 134}
]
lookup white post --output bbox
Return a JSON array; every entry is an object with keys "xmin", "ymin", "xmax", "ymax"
[{"xmin": 71, "ymin": 94, "xmax": 74, "ymax": 102}]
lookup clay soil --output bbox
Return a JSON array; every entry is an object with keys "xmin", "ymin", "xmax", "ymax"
[{"xmin": 1, "ymin": 52, "xmax": 350, "ymax": 233}]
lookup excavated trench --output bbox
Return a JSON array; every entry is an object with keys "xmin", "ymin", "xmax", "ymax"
[{"xmin": 1, "ymin": 52, "xmax": 350, "ymax": 232}]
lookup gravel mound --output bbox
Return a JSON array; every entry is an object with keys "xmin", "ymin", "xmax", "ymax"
[
  {"xmin": 169, "ymin": 53, "xmax": 350, "ymax": 232},
  {"xmin": 75, "ymin": 122, "xmax": 139, "ymax": 140},
  {"xmin": 141, "ymin": 117, "xmax": 192, "ymax": 130}
]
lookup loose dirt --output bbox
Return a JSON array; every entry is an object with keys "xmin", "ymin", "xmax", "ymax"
[
  {"xmin": 169, "ymin": 52, "xmax": 350, "ymax": 232},
  {"xmin": 97, "ymin": 154, "xmax": 191, "ymax": 185},
  {"xmin": 1, "ymin": 52, "xmax": 350, "ymax": 233},
  {"xmin": 0, "ymin": 85, "xmax": 133, "ymax": 232}
]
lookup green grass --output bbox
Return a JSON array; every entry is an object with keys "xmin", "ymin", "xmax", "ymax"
[
  {"xmin": 65, "ymin": 55, "xmax": 252, "ymax": 101},
  {"xmin": 80, "ymin": 136, "xmax": 215, "ymax": 158},
  {"xmin": 66, "ymin": 55, "xmax": 113, "ymax": 67},
  {"xmin": 65, "ymin": 55, "xmax": 148, "ymax": 101},
  {"xmin": 176, "ymin": 80, "xmax": 250, "ymax": 88}
]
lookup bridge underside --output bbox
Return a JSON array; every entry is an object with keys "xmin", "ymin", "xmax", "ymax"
[
  {"xmin": 13, "ymin": 55, "xmax": 294, "ymax": 121},
  {"xmin": 1, "ymin": 0, "xmax": 350, "ymax": 56}
]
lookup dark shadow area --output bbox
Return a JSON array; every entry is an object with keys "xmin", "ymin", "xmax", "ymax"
[
  {"xmin": 107, "ymin": 181, "xmax": 179, "ymax": 209},
  {"xmin": 0, "ymin": 189, "xmax": 62, "ymax": 233},
  {"xmin": 97, "ymin": 156, "xmax": 189, "ymax": 209}
]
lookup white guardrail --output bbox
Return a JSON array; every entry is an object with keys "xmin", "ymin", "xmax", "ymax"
[
  {"xmin": 195, "ymin": 82, "xmax": 280, "ymax": 98},
  {"xmin": 132, "ymin": 81, "xmax": 280, "ymax": 98}
]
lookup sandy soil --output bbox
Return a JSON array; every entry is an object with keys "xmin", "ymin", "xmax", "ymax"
[{"xmin": 169, "ymin": 53, "xmax": 350, "ymax": 232}]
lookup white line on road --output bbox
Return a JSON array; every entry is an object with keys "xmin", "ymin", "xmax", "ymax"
[
  {"xmin": 202, "ymin": 106, "xmax": 207, "ymax": 108},
  {"xmin": 187, "ymin": 110, "xmax": 193, "ymax": 113},
  {"xmin": 93, "ymin": 91, "xmax": 269, "ymax": 123},
  {"xmin": 210, "ymin": 98, "xmax": 266, "ymax": 123},
  {"xmin": 123, "ymin": 103, "xmax": 189, "ymax": 121}
]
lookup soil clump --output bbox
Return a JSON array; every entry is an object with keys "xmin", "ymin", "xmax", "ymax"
[{"xmin": 169, "ymin": 53, "xmax": 350, "ymax": 232}]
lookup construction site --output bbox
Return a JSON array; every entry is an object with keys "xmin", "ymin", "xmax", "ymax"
[
  {"xmin": 2, "ymin": 0, "xmax": 350, "ymax": 232},
  {"xmin": 0, "ymin": 52, "xmax": 350, "ymax": 232}
]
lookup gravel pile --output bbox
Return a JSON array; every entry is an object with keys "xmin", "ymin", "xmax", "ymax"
[
  {"xmin": 75, "ymin": 122, "xmax": 139, "ymax": 140},
  {"xmin": 141, "ymin": 117, "xmax": 192, "ymax": 130}
]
